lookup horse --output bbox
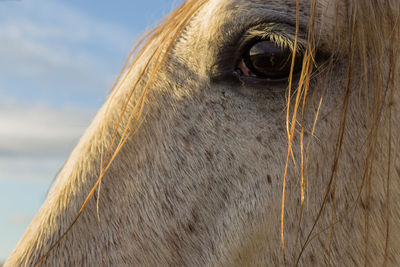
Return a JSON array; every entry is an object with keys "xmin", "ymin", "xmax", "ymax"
[{"xmin": 5, "ymin": 0, "xmax": 400, "ymax": 266}]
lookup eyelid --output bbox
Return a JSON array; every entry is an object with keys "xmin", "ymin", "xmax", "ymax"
[{"xmin": 239, "ymin": 23, "xmax": 306, "ymax": 55}]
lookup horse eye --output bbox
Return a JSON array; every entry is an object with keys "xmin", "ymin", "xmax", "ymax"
[{"xmin": 237, "ymin": 40, "xmax": 302, "ymax": 81}]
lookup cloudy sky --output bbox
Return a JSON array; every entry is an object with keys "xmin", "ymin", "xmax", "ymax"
[{"xmin": 0, "ymin": 0, "xmax": 182, "ymax": 261}]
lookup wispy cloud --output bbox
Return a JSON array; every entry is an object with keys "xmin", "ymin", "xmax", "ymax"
[
  {"xmin": 0, "ymin": 0, "xmax": 134, "ymax": 104},
  {"xmin": 9, "ymin": 212, "xmax": 34, "ymax": 225},
  {"xmin": 0, "ymin": 101, "xmax": 95, "ymax": 181},
  {"xmin": 0, "ymin": 0, "xmax": 132, "ymax": 47},
  {"xmin": 0, "ymin": 26, "xmax": 112, "ymax": 92},
  {"xmin": 0, "ymin": 102, "xmax": 94, "ymax": 157}
]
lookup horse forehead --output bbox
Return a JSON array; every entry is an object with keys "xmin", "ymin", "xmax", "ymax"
[
  {"xmin": 200, "ymin": 0, "xmax": 333, "ymax": 32},
  {"xmin": 207, "ymin": 0, "xmax": 330, "ymax": 14}
]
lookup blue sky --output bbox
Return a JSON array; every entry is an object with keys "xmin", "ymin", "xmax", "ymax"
[{"xmin": 0, "ymin": 0, "xmax": 183, "ymax": 261}]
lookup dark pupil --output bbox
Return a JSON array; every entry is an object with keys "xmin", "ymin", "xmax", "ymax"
[{"xmin": 245, "ymin": 40, "xmax": 299, "ymax": 79}]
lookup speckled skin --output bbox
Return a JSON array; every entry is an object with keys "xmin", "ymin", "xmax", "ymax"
[{"xmin": 5, "ymin": 0, "xmax": 400, "ymax": 266}]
